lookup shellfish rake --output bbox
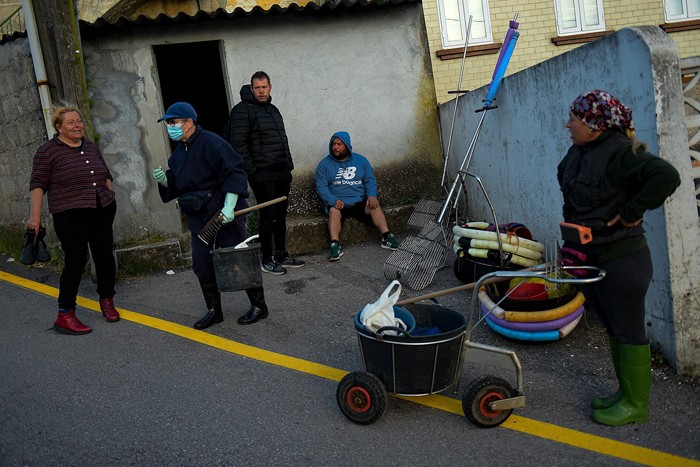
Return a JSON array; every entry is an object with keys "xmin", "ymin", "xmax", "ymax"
[{"xmin": 198, "ymin": 196, "xmax": 287, "ymax": 245}]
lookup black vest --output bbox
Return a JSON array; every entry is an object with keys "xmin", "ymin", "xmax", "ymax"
[{"xmin": 558, "ymin": 131, "xmax": 644, "ymax": 244}]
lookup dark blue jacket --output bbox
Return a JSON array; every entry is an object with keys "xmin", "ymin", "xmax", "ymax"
[{"xmin": 159, "ymin": 126, "xmax": 249, "ymax": 228}]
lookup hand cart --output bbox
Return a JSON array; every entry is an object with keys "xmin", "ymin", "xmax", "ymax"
[{"xmin": 337, "ymin": 264, "xmax": 606, "ymax": 428}]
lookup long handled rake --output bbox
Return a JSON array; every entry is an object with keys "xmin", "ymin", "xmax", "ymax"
[
  {"xmin": 439, "ymin": 13, "xmax": 520, "ymax": 224},
  {"xmin": 384, "ymin": 14, "xmax": 520, "ymax": 291}
]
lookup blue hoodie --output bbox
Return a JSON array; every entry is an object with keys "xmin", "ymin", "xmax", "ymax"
[{"xmin": 315, "ymin": 131, "xmax": 378, "ymax": 208}]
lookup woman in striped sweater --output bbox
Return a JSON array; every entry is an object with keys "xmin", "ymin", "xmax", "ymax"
[{"xmin": 28, "ymin": 106, "xmax": 120, "ymax": 335}]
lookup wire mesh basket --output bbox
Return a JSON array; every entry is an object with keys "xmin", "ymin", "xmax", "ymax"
[{"xmin": 383, "ymin": 221, "xmax": 451, "ymax": 290}]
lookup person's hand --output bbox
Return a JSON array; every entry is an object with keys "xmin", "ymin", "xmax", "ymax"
[
  {"xmin": 366, "ymin": 196, "xmax": 379, "ymax": 209},
  {"xmin": 221, "ymin": 193, "xmax": 239, "ymax": 224},
  {"xmin": 607, "ymin": 214, "xmax": 641, "ymax": 228},
  {"xmin": 26, "ymin": 216, "xmax": 41, "ymax": 236},
  {"xmin": 334, "ymin": 199, "xmax": 345, "ymax": 210},
  {"xmin": 152, "ymin": 167, "xmax": 168, "ymax": 187}
]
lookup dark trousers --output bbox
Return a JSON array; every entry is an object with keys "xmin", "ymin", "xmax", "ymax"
[
  {"xmin": 53, "ymin": 201, "xmax": 117, "ymax": 310},
  {"xmin": 580, "ymin": 245, "xmax": 653, "ymax": 345},
  {"xmin": 248, "ymin": 178, "xmax": 291, "ymax": 260},
  {"xmin": 190, "ymin": 214, "xmax": 265, "ymax": 309}
]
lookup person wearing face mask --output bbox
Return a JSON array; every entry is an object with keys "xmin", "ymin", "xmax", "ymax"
[
  {"xmin": 153, "ymin": 102, "xmax": 270, "ymax": 328},
  {"xmin": 28, "ymin": 106, "xmax": 119, "ymax": 334},
  {"xmin": 226, "ymin": 71, "xmax": 303, "ymax": 275},
  {"xmin": 314, "ymin": 131, "xmax": 400, "ymax": 261},
  {"xmin": 557, "ymin": 90, "xmax": 680, "ymax": 426}
]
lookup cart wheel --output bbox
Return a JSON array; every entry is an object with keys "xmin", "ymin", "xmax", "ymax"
[
  {"xmin": 463, "ymin": 376, "xmax": 515, "ymax": 428},
  {"xmin": 336, "ymin": 371, "xmax": 387, "ymax": 425}
]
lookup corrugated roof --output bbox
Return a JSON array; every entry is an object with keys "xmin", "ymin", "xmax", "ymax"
[{"xmin": 81, "ymin": 0, "xmax": 414, "ymax": 29}]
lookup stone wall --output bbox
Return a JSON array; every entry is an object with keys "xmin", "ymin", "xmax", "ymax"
[{"xmin": 0, "ymin": 37, "xmax": 48, "ymax": 229}]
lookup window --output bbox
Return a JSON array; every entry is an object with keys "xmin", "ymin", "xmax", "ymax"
[
  {"xmin": 437, "ymin": 0, "xmax": 492, "ymax": 49},
  {"xmin": 665, "ymin": 0, "xmax": 700, "ymax": 20},
  {"xmin": 554, "ymin": 0, "xmax": 605, "ymax": 35}
]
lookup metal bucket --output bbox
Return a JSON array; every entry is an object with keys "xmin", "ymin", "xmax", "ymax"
[{"xmin": 211, "ymin": 242, "xmax": 262, "ymax": 292}]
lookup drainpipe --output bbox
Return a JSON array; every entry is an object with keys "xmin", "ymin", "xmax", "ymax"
[{"xmin": 21, "ymin": 0, "xmax": 54, "ymax": 139}]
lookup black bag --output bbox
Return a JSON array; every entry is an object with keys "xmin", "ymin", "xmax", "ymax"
[{"xmin": 178, "ymin": 190, "xmax": 212, "ymax": 215}]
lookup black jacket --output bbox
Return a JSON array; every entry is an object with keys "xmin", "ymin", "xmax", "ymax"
[{"xmin": 227, "ymin": 85, "xmax": 293, "ymax": 180}]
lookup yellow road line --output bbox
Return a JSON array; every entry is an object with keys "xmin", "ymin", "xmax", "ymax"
[{"xmin": 1, "ymin": 270, "xmax": 697, "ymax": 467}]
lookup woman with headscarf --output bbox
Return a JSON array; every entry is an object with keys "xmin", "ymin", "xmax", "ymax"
[
  {"xmin": 28, "ymin": 106, "xmax": 120, "ymax": 335},
  {"xmin": 557, "ymin": 90, "xmax": 680, "ymax": 426}
]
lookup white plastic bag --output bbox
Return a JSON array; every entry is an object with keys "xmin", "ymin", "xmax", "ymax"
[{"xmin": 359, "ymin": 280, "xmax": 407, "ymax": 335}]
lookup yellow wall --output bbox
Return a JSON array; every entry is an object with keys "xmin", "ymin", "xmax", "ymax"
[{"xmin": 422, "ymin": 0, "xmax": 700, "ymax": 103}]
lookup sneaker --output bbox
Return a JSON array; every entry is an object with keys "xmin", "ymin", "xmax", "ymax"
[
  {"xmin": 381, "ymin": 233, "xmax": 400, "ymax": 250},
  {"xmin": 328, "ymin": 241, "xmax": 344, "ymax": 262},
  {"xmin": 261, "ymin": 259, "xmax": 287, "ymax": 275},
  {"xmin": 278, "ymin": 256, "xmax": 305, "ymax": 268}
]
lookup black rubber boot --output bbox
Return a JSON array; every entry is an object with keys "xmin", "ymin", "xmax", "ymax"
[
  {"xmin": 20, "ymin": 228, "xmax": 36, "ymax": 265},
  {"xmin": 238, "ymin": 286, "xmax": 269, "ymax": 325},
  {"xmin": 194, "ymin": 283, "xmax": 223, "ymax": 330},
  {"xmin": 35, "ymin": 226, "xmax": 51, "ymax": 263}
]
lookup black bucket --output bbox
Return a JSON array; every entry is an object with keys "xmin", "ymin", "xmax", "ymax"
[
  {"xmin": 210, "ymin": 243, "xmax": 262, "ymax": 292},
  {"xmin": 354, "ymin": 303, "xmax": 467, "ymax": 395}
]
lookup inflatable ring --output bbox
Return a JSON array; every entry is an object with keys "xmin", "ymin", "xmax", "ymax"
[
  {"xmin": 478, "ymin": 289, "xmax": 506, "ymax": 319},
  {"xmin": 463, "ymin": 222, "xmax": 533, "ymax": 240},
  {"xmin": 483, "ymin": 317, "xmax": 560, "ymax": 341},
  {"xmin": 559, "ymin": 315, "xmax": 583, "ymax": 338},
  {"xmin": 478, "ymin": 289, "xmax": 586, "ymax": 322},
  {"xmin": 465, "ymin": 248, "xmax": 539, "ymax": 268},
  {"xmin": 484, "ymin": 314, "xmax": 583, "ymax": 341},
  {"xmin": 454, "ymin": 236, "xmax": 542, "ymax": 260},
  {"xmin": 453, "ymin": 225, "xmax": 545, "ymax": 252},
  {"xmin": 481, "ymin": 303, "xmax": 584, "ymax": 332}
]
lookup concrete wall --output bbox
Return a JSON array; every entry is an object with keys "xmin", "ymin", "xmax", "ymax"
[
  {"xmin": 422, "ymin": 0, "xmax": 700, "ymax": 104},
  {"xmin": 439, "ymin": 26, "xmax": 700, "ymax": 375}
]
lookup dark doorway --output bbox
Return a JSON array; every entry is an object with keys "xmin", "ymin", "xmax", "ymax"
[{"xmin": 154, "ymin": 41, "xmax": 229, "ymax": 137}]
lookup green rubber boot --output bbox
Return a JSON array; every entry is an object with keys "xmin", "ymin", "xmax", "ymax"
[
  {"xmin": 592, "ymin": 336, "xmax": 622, "ymax": 409},
  {"xmin": 592, "ymin": 343, "xmax": 651, "ymax": 426}
]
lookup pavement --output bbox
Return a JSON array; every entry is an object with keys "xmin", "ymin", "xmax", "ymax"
[{"xmin": 1, "ymin": 240, "xmax": 699, "ymax": 466}]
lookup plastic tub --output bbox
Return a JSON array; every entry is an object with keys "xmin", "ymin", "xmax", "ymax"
[{"xmin": 354, "ymin": 303, "xmax": 467, "ymax": 395}]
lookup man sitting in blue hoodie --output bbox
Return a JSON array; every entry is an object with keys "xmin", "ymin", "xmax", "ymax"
[{"xmin": 315, "ymin": 131, "xmax": 400, "ymax": 261}]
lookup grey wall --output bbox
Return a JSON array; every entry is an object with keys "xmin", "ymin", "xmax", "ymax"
[
  {"xmin": 440, "ymin": 27, "xmax": 700, "ymax": 375},
  {"xmin": 0, "ymin": 37, "xmax": 49, "ymax": 229}
]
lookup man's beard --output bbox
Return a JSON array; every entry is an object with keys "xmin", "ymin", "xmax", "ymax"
[{"xmin": 332, "ymin": 149, "xmax": 349, "ymax": 160}]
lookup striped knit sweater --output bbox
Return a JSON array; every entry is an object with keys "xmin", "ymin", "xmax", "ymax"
[{"xmin": 30, "ymin": 136, "xmax": 114, "ymax": 214}]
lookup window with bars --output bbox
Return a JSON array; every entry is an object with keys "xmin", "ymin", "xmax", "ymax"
[
  {"xmin": 554, "ymin": 0, "xmax": 606, "ymax": 35},
  {"xmin": 437, "ymin": 0, "xmax": 492, "ymax": 49}
]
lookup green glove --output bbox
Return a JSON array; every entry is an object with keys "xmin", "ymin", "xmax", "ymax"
[
  {"xmin": 221, "ymin": 193, "xmax": 238, "ymax": 224},
  {"xmin": 152, "ymin": 167, "xmax": 167, "ymax": 187}
]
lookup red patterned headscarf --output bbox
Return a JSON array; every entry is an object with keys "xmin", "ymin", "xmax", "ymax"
[{"xmin": 570, "ymin": 90, "xmax": 635, "ymax": 132}]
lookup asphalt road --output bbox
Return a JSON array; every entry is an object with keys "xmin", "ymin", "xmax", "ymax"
[{"xmin": 1, "ymin": 241, "xmax": 699, "ymax": 466}]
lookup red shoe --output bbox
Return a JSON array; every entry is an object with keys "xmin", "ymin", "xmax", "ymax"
[
  {"xmin": 99, "ymin": 297, "xmax": 120, "ymax": 322},
  {"xmin": 53, "ymin": 310, "xmax": 92, "ymax": 335}
]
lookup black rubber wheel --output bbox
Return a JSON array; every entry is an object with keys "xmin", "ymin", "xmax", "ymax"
[
  {"xmin": 463, "ymin": 376, "xmax": 515, "ymax": 428},
  {"xmin": 336, "ymin": 371, "xmax": 387, "ymax": 425}
]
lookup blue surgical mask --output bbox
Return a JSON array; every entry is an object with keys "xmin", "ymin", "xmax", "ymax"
[{"xmin": 167, "ymin": 123, "xmax": 184, "ymax": 141}]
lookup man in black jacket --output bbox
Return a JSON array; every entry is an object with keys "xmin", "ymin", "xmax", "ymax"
[{"xmin": 227, "ymin": 71, "xmax": 304, "ymax": 274}]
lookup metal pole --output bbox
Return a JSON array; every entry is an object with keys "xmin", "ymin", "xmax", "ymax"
[{"xmin": 21, "ymin": 0, "xmax": 54, "ymax": 139}]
